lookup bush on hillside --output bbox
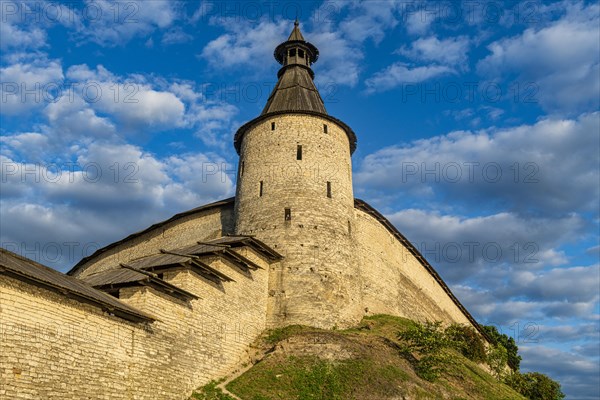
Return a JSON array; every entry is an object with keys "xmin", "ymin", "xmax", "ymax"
[
  {"xmin": 481, "ymin": 325, "xmax": 522, "ymax": 370},
  {"xmin": 487, "ymin": 343, "xmax": 509, "ymax": 379},
  {"xmin": 397, "ymin": 321, "xmax": 450, "ymax": 381},
  {"xmin": 445, "ymin": 324, "xmax": 487, "ymax": 362},
  {"xmin": 504, "ymin": 371, "xmax": 565, "ymax": 400}
]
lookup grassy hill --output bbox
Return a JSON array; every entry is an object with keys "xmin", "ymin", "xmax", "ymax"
[{"xmin": 191, "ymin": 315, "xmax": 526, "ymax": 400}]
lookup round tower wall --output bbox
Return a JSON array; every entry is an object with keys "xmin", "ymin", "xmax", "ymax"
[{"xmin": 234, "ymin": 114, "xmax": 362, "ymax": 329}]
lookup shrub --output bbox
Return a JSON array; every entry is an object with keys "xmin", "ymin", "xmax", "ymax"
[
  {"xmin": 445, "ymin": 324, "xmax": 487, "ymax": 362},
  {"xmin": 398, "ymin": 321, "xmax": 450, "ymax": 381},
  {"xmin": 481, "ymin": 325, "xmax": 521, "ymax": 370},
  {"xmin": 487, "ymin": 344, "xmax": 509, "ymax": 379},
  {"xmin": 504, "ymin": 372, "xmax": 565, "ymax": 400}
]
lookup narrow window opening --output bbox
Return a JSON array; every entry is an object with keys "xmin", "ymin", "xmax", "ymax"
[
  {"xmin": 259, "ymin": 181, "xmax": 264, "ymax": 197},
  {"xmin": 284, "ymin": 208, "xmax": 292, "ymax": 221},
  {"xmin": 289, "ymin": 48, "xmax": 296, "ymax": 57},
  {"xmin": 297, "ymin": 145, "xmax": 302, "ymax": 160},
  {"xmin": 348, "ymin": 220, "xmax": 352, "ymax": 234},
  {"xmin": 298, "ymin": 49, "xmax": 305, "ymax": 58},
  {"xmin": 327, "ymin": 181, "xmax": 332, "ymax": 198},
  {"xmin": 271, "ymin": 122, "xmax": 276, "ymax": 130},
  {"xmin": 240, "ymin": 161, "xmax": 245, "ymax": 177},
  {"xmin": 323, "ymin": 124, "xmax": 328, "ymax": 134}
]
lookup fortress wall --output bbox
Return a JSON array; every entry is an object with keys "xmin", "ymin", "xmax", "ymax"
[
  {"xmin": 166, "ymin": 253, "xmax": 270, "ymax": 381},
  {"xmin": 354, "ymin": 208, "xmax": 473, "ymax": 327},
  {"xmin": 73, "ymin": 203, "xmax": 234, "ymax": 278},
  {"xmin": 235, "ymin": 114, "xmax": 362, "ymax": 329},
  {"xmin": 0, "ymin": 276, "xmax": 160, "ymax": 400},
  {"xmin": 0, "ymin": 246, "xmax": 271, "ymax": 400}
]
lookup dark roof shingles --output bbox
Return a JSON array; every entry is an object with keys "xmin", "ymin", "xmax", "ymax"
[
  {"xmin": 262, "ymin": 66, "xmax": 326, "ymax": 115},
  {"xmin": 0, "ymin": 248, "xmax": 153, "ymax": 322}
]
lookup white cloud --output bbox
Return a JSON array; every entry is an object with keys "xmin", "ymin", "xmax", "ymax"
[
  {"xmin": 65, "ymin": 64, "xmax": 186, "ymax": 130},
  {"xmin": 0, "ymin": 18, "xmax": 47, "ymax": 51},
  {"xmin": 190, "ymin": 1, "xmax": 214, "ymax": 23},
  {"xmin": 0, "ymin": 143, "xmax": 235, "ymax": 271},
  {"xmin": 0, "ymin": 56, "xmax": 64, "ymax": 115},
  {"xmin": 387, "ymin": 209, "xmax": 580, "ymax": 281},
  {"xmin": 104, "ymin": 88, "xmax": 185, "ymax": 128},
  {"xmin": 397, "ymin": 36, "xmax": 471, "ymax": 69},
  {"xmin": 535, "ymin": 323, "xmax": 600, "ymax": 343},
  {"xmin": 74, "ymin": 0, "xmax": 178, "ymax": 46},
  {"xmin": 310, "ymin": 29, "xmax": 363, "ymax": 87},
  {"xmin": 310, "ymin": 1, "xmax": 403, "ymax": 87},
  {"xmin": 366, "ymin": 35, "xmax": 471, "ymax": 95},
  {"xmin": 44, "ymin": 95, "xmax": 117, "ymax": 141},
  {"xmin": 336, "ymin": 1, "xmax": 400, "ymax": 44},
  {"xmin": 454, "ymin": 283, "xmax": 599, "ymax": 324},
  {"xmin": 161, "ymin": 28, "xmax": 193, "ymax": 46},
  {"xmin": 404, "ymin": 9, "xmax": 434, "ymax": 35},
  {"xmin": 199, "ymin": 3, "xmax": 402, "ymax": 88},
  {"xmin": 502, "ymin": 265, "xmax": 600, "ymax": 303},
  {"xmin": 0, "ymin": 133, "xmax": 49, "ymax": 161},
  {"xmin": 201, "ymin": 19, "xmax": 288, "ymax": 69},
  {"xmin": 356, "ymin": 112, "xmax": 600, "ymax": 215},
  {"xmin": 364, "ymin": 62, "xmax": 455, "ymax": 94},
  {"xmin": 477, "ymin": 1, "xmax": 600, "ymax": 113},
  {"xmin": 1, "ymin": 61, "xmax": 237, "ymax": 150}
]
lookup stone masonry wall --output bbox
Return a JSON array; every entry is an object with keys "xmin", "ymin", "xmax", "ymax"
[
  {"xmin": 354, "ymin": 207, "xmax": 473, "ymax": 326},
  {"xmin": 0, "ymin": 245, "xmax": 271, "ymax": 400},
  {"xmin": 234, "ymin": 114, "xmax": 362, "ymax": 329}
]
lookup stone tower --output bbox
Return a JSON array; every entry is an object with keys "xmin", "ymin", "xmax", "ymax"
[{"xmin": 233, "ymin": 21, "xmax": 362, "ymax": 329}]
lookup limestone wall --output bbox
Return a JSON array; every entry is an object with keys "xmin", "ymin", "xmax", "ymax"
[
  {"xmin": 1, "ymin": 276, "xmax": 154, "ymax": 399},
  {"xmin": 234, "ymin": 114, "xmax": 362, "ymax": 329},
  {"xmin": 1, "ymin": 198, "xmax": 481, "ymax": 400},
  {"xmin": 72, "ymin": 202, "xmax": 234, "ymax": 278},
  {"xmin": 0, "ymin": 245, "xmax": 271, "ymax": 400},
  {"xmin": 354, "ymin": 207, "xmax": 473, "ymax": 327}
]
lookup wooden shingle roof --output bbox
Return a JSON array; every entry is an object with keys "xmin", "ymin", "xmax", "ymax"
[
  {"xmin": 213, "ymin": 235, "xmax": 282, "ymax": 261},
  {"xmin": 234, "ymin": 22, "xmax": 358, "ymax": 155},
  {"xmin": 261, "ymin": 65, "xmax": 326, "ymax": 115},
  {"xmin": 81, "ymin": 265, "xmax": 198, "ymax": 302},
  {"xmin": 0, "ymin": 248, "xmax": 154, "ymax": 323},
  {"xmin": 287, "ymin": 20, "xmax": 304, "ymax": 41}
]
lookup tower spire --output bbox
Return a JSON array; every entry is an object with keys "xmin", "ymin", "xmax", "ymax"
[
  {"xmin": 233, "ymin": 20, "xmax": 357, "ymax": 156},
  {"xmin": 263, "ymin": 21, "xmax": 324, "ymax": 115},
  {"xmin": 288, "ymin": 17, "xmax": 304, "ymax": 41}
]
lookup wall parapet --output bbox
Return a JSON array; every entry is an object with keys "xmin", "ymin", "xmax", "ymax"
[
  {"xmin": 354, "ymin": 198, "xmax": 489, "ymax": 341},
  {"xmin": 0, "ymin": 248, "xmax": 152, "ymax": 324}
]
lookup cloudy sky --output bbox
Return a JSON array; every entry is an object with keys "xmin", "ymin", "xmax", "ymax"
[{"xmin": 1, "ymin": 0, "xmax": 598, "ymax": 397}]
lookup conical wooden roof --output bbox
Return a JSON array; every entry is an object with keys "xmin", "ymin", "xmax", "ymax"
[
  {"xmin": 234, "ymin": 21, "xmax": 358, "ymax": 155},
  {"xmin": 287, "ymin": 20, "xmax": 305, "ymax": 41},
  {"xmin": 263, "ymin": 22, "xmax": 326, "ymax": 115},
  {"xmin": 262, "ymin": 65, "xmax": 326, "ymax": 114}
]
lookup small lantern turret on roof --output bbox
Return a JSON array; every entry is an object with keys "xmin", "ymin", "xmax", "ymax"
[
  {"xmin": 234, "ymin": 20, "xmax": 358, "ymax": 154},
  {"xmin": 262, "ymin": 20, "xmax": 325, "ymax": 116},
  {"xmin": 274, "ymin": 19, "xmax": 319, "ymax": 72}
]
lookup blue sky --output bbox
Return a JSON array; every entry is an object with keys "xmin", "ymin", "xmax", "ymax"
[{"xmin": 1, "ymin": 0, "xmax": 598, "ymax": 397}]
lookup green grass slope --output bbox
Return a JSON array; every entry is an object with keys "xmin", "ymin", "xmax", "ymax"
[{"xmin": 192, "ymin": 315, "xmax": 526, "ymax": 400}]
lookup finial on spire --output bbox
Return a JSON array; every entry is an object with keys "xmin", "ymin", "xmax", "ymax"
[{"xmin": 287, "ymin": 18, "xmax": 305, "ymax": 41}]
